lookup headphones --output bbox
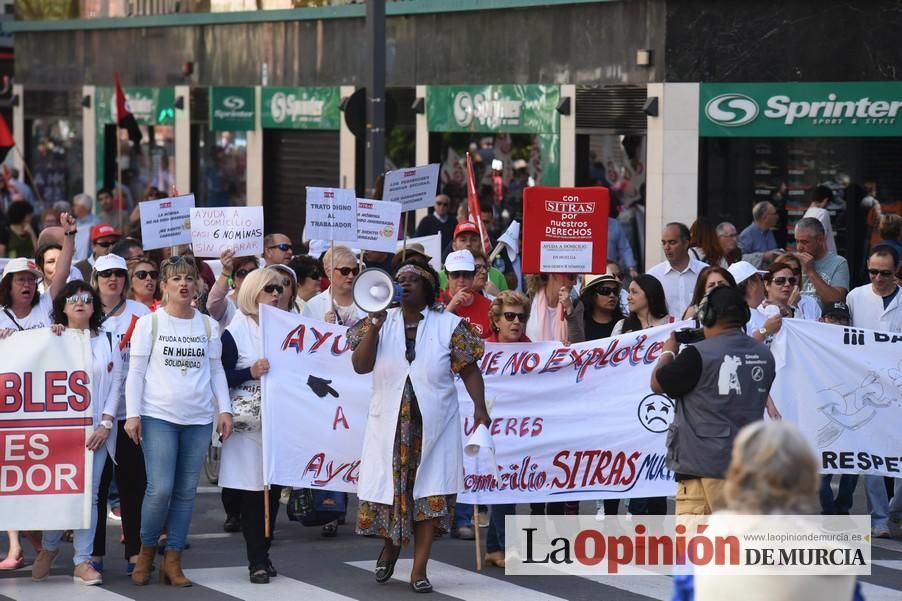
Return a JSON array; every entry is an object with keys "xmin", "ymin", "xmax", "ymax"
[{"xmin": 696, "ymin": 285, "xmax": 751, "ymax": 328}]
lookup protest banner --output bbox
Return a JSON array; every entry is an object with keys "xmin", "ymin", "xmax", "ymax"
[
  {"xmin": 305, "ymin": 187, "xmax": 358, "ymax": 242},
  {"xmin": 138, "ymin": 194, "xmax": 194, "ymax": 250},
  {"xmin": 395, "ymin": 233, "xmax": 442, "ymax": 272},
  {"xmin": 0, "ymin": 329, "xmax": 94, "ymax": 530},
  {"xmin": 521, "ymin": 186, "xmax": 609, "ymax": 273},
  {"xmin": 382, "ymin": 164, "xmax": 441, "ymax": 211},
  {"xmin": 261, "ymin": 306, "xmax": 681, "ymax": 503},
  {"xmin": 355, "ymin": 198, "xmax": 402, "ymax": 253},
  {"xmin": 770, "ymin": 319, "xmax": 902, "ymax": 477},
  {"xmin": 190, "ymin": 206, "xmax": 264, "ymax": 258}
]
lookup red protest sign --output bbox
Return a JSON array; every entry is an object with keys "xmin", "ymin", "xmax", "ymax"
[{"xmin": 521, "ymin": 187, "xmax": 609, "ymax": 274}]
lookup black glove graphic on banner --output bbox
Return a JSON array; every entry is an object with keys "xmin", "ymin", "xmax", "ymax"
[{"xmin": 307, "ymin": 375, "xmax": 339, "ymax": 399}]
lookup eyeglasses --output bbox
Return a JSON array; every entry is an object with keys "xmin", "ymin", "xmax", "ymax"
[
  {"xmin": 595, "ymin": 286, "xmax": 618, "ymax": 297},
  {"xmin": 772, "ymin": 276, "xmax": 798, "ymax": 286},
  {"xmin": 235, "ymin": 267, "xmax": 256, "ymax": 279},
  {"xmin": 263, "ymin": 284, "xmax": 284, "ymax": 295},
  {"xmin": 334, "ymin": 266, "xmax": 360, "ymax": 277},
  {"xmin": 447, "ymin": 271, "xmax": 474, "ymax": 279},
  {"xmin": 65, "ymin": 292, "xmax": 93, "ymax": 304},
  {"xmin": 133, "ymin": 270, "xmax": 159, "ymax": 280},
  {"xmin": 502, "ymin": 312, "xmax": 528, "ymax": 322},
  {"xmin": 268, "ymin": 243, "xmax": 292, "ymax": 252},
  {"xmin": 164, "ymin": 255, "xmax": 195, "ymax": 267},
  {"xmin": 868, "ymin": 268, "xmax": 894, "ymax": 278},
  {"xmin": 97, "ymin": 269, "xmax": 127, "ymax": 279},
  {"xmin": 95, "ymin": 240, "xmax": 116, "ymax": 248}
]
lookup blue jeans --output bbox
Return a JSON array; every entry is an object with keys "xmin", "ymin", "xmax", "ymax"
[
  {"xmin": 486, "ymin": 504, "xmax": 515, "ymax": 553},
  {"xmin": 43, "ymin": 447, "xmax": 107, "ymax": 565},
  {"xmin": 819, "ymin": 474, "xmax": 859, "ymax": 514},
  {"xmin": 454, "ymin": 502, "xmax": 473, "ymax": 529},
  {"xmin": 140, "ymin": 417, "xmax": 212, "ymax": 550},
  {"xmin": 889, "ymin": 479, "xmax": 902, "ymax": 521},
  {"xmin": 864, "ymin": 475, "xmax": 889, "ymax": 530}
]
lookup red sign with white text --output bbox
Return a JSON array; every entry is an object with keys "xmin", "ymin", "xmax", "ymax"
[
  {"xmin": 0, "ymin": 429, "xmax": 86, "ymax": 495},
  {"xmin": 521, "ymin": 186, "xmax": 609, "ymax": 273}
]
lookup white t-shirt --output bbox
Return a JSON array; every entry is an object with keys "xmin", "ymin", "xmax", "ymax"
[
  {"xmin": 303, "ymin": 288, "xmax": 366, "ymax": 326},
  {"xmin": 847, "ymin": 284, "xmax": 902, "ymax": 333},
  {"xmin": 803, "ymin": 206, "xmax": 837, "ymax": 254},
  {"xmin": 0, "ymin": 293, "xmax": 54, "ymax": 331},
  {"xmin": 127, "ymin": 310, "xmax": 224, "ymax": 425},
  {"xmin": 101, "ymin": 299, "xmax": 150, "ymax": 420}
]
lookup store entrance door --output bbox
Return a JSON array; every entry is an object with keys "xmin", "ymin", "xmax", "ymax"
[{"xmin": 262, "ymin": 129, "xmax": 340, "ymax": 242}]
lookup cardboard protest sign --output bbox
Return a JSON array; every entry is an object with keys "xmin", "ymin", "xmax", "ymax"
[
  {"xmin": 305, "ymin": 187, "xmax": 358, "ymax": 242},
  {"xmin": 0, "ymin": 329, "xmax": 94, "ymax": 530},
  {"xmin": 138, "ymin": 194, "xmax": 194, "ymax": 250},
  {"xmin": 355, "ymin": 199, "xmax": 402, "ymax": 253},
  {"xmin": 382, "ymin": 164, "xmax": 440, "ymax": 210},
  {"xmin": 521, "ymin": 186, "xmax": 608, "ymax": 273},
  {"xmin": 190, "ymin": 206, "xmax": 264, "ymax": 258}
]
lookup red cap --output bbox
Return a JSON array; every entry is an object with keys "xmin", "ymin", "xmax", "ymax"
[
  {"xmin": 453, "ymin": 221, "xmax": 479, "ymax": 239},
  {"xmin": 91, "ymin": 223, "xmax": 121, "ymax": 242}
]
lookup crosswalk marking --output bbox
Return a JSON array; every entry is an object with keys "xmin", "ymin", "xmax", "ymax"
[
  {"xmin": 185, "ymin": 567, "xmax": 359, "ymax": 601},
  {"xmin": 347, "ymin": 559, "xmax": 571, "ymax": 601},
  {"xmin": 579, "ymin": 573, "xmax": 672, "ymax": 600},
  {"xmin": 859, "ymin": 582, "xmax": 902, "ymax": 601},
  {"xmin": 872, "ymin": 538, "xmax": 902, "ymax": 552},
  {"xmin": 0, "ymin": 577, "xmax": 134, "ymax": 601}
]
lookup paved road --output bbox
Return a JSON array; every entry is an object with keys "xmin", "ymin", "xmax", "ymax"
[{"xmin": 2, "ymin": 483, "xmax": 902, "ymax": 601}]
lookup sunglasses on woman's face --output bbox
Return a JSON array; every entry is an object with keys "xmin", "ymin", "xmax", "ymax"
[
  {"xmin": 65, "ymin": 292, "xmax": 93, "ymax": 304},
  {"xmin": 94, "ymin": 240, "xmax": 116, "ymax": 248},
  {"xmin": 97, "ymin": 269, "xmax": 127, "ymax": 279},
  {"xmin": 334, "ymin": 266, "xmax": 360, "ymax": 277},
  {"xmin": 133, "ymin": 270, "xmax": 159, "ymax": 280},
  {"xmin": 263, "ymin": 284, "xmax": 284, "ymax": 295},
  {"xmin": 772, "ymin": 276, "xmax": 797, "ymax": 286},
  {"xmin": 165, "ymin": 255, "xmax": 195, "ymax": 267},
  {"xmin": 235, "ymin": 267, "xmax": 256, "ymax": 279},
  {"xmin": 502, "ymin": 312, "xmax": 527, "ymax": 323},
  {"xmin": 595, "ymin": 286, "xmax": 618, "ymax": 297}
]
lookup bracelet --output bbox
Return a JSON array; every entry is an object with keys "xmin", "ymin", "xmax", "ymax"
[
  {"xmin": 659, "ymin": 350, "xmax": 677, "ymax": 361},
  {"xmin": 221, "ymin": 272, "xmax": 232, "ymax": 278},
  {"xmin": 64, "ymin": 230, "xmax": 77, "ymax": 237}
]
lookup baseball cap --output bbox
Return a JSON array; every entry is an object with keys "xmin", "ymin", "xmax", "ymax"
[
  {"xmin": 391, "ymin": 243, "xmax": 432, "ymax": 273},
  {"xmin": 728, "ymin": 261, "xmax": 766, "ymax": 285},
  {"xmin": 93, "ymin": 254, "xmax": 127, "ymax": 273},
  {"xmin": 583, "ymin": 273, "xmax": 619, "ymax": 291},
  {"xmin": 823, "ymin": 302, "xmax": 850, "ymax": 320},
  {"xmin": 453, "ymin": 221, "xmax": 479, "ymax": 239},
  {"xmin": 444, "ymin": 250, "xmax": 475, "ymax": 273},
  {"xmin": 1, "ymin": 257, "xmax": 43, "ymax": 282},
  {"xmin": 91, "ymin": 223, "xmax": 121, "ymax": 242},
  {"xmin": 704, "ymin": 286, "xmax": 750, "ymax": 325}
]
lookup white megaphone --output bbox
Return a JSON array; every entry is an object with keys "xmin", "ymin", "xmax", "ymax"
[{"xmin": 352, "ymin": 268, "xmax": 402, "ymax": 313}]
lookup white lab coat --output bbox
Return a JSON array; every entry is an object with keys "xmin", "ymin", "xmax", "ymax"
[{"xmin": 356, "ymin": 307, "xmax": 465, "ymax": 505}]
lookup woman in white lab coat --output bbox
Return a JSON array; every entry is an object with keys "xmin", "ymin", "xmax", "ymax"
[{"xmin": 350, "ymin": 260, "xmax": 490, "ymax": 594}]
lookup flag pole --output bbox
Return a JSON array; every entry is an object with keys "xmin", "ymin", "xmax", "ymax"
[
  {"xmin": 264, "ymin": 486, "xmax": 271, "ymax": 538},
  {"xmin": 117, "ymin": 131, "xmax": 125, "ymax": 233}
]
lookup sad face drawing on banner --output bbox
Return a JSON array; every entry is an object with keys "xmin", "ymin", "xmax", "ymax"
[
  {"xmin": 638, "ymin": 394, "xmax": 675, "ymax": 434},
  {"xmin": 816, "ymin": 369, "xmax": 897, "ymax": 448}
]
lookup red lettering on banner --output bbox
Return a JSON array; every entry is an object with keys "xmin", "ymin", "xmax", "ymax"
[
  {"xmin": 67, "ymin": 371, "xmax": 90, "ymax": 411},
  {"xmin": 551, "ymin": 449, "xmax": 642, "ymax": 490},
  {"xmin": 0, "ymin": 429, "xmax": 84, "ymax": 495},
  {"xmin": 282, "ymin": 324, "xmax": 306, "ymax": 353},
  {"xmin": 464, "ymin": 416, "xmax": 543, "ymax": 438},
  {"xmin": 0, "ymin": 373, "xmax": 22, "ymax": 411},
  {"xmin": 310, "ymin": 328, "xmax": 333, "ymax": 352},
  {"xmin": 332, "ymin": 406, "xmax": 349, "ymax": 430},
  {"xmin": 41, "ymin": 372, "xmax": 69, "ymax": 411},
  {"xmin": 0, "ymin": 371, "xmax": 91, "ymax": 413},
  {"xmin": 302, "ymin": 452, "xmax": 360, "ymax": 486}
]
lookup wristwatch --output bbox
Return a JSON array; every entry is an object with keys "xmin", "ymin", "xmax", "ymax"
[
  {"xmin": 100, "ymin": 419, "xmax": 114, "ymax": 430},
  {"xmin": 757, "ymin": 327, "xmax": 768, "ymax": 337}
]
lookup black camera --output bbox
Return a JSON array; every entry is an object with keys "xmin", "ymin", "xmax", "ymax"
[{"xmin": 674, "ymin": 328, "xmax": 705, "ymax": 344}]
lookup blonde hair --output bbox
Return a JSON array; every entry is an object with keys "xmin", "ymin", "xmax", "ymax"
[
  {"xmin": 723, "ymin": 421, "xmax": 819, "ymax": 514},
  {"xmin": 489, "ymin": 290, "xmax": 530, "ymax": 333},
  {"xmin": 322, "ymin": 245, "xmax": 358, "ymax": 274},
  {"xmin": 236, "ymin": 268, "xmax": 282, "ymax": 318}
]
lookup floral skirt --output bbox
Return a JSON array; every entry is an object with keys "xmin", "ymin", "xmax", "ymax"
[{"xmin": 356, "ymin": 378, "xmax": 454, "ymax": 546}]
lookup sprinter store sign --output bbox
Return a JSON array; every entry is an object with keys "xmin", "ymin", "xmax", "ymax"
[{"xmin": 700, "ymin": 82, "xmax": 902, "ymax": 137}]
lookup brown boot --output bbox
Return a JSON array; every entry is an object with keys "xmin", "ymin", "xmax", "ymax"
[
  {"xmin": 160, "ymin": 550, "xmax": 191, "ymax": 587},
  {"xmin": 131, "ymin": 545, "xmax": 156, "ymax": 585}
]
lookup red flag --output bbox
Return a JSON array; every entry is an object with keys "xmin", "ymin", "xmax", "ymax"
[
  {"xmin": 465, "ymin": 153, "xmax": 492, "ymax": 254},
  {"xmin": 114, "ymin": 72, "xmax": 143, "ymax": 148},
  {"xmin": 0, "ymin": 113, "xmax": 14, "ymax": 155}
]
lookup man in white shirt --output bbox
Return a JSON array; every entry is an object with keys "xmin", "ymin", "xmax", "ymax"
[
  {"xmin": 647, "ymin": 222, "xmax": 707, "ymax": 318},
  {"xmin": 846, "ymin": 244, "xmax": 901, "ymax": 538},
  {"xmin": 802, "ymin": 185, "xmax": 837, "ymax": 255}
]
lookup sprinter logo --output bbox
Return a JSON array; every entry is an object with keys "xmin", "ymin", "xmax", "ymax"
[{"xmin": 705, "ymin": 94, "xmax": 759, "ymax": 127}]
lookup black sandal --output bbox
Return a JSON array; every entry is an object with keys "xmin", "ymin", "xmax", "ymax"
[
  {"xmin": 410, "ymin": 576, "xmax": 433, "ymax": 593},
  {"xmin": 249, "ymin": 567, "xmax": 270, "ymax": 584},
  {"xmin": 374, "ymin": 546, "xmax": 400, "ymax": 584},
  {"xmin": 321, "ymin": 521, "xmax": 339, "ymax": 538}
]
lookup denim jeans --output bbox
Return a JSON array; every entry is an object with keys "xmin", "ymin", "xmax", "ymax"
[
  {"xmin": 818, "ymin": 474, "xmax": 859, "ymax": 514},
  {"xmin": 485, "ymin": 504, "xmax": 515, "ymax": 553},
  {"xmin": 889, "ymin": 478, "xmax": 902, "ymax": 521},
  {"xmin": 864, "ymin": 475, "xmax": 889, "ymax": 530},
  {"xmin": 140, "ymin": 417, "xmax": 212, "ymax": 550},
  {"xmin": 43, "ymin": 446, "xmax": 107, "ymax": 565},
  {"xmin": 454, "ymin": 502, "xmax": 473, "ymax": 529}
]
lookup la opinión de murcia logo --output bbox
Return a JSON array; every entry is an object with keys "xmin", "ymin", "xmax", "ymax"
[
  {"xmin": 453, "ymin": 91, "xmax": 523, "ymax": 129},
  {"xmin": 705, "ymin": 93, "xmax": 760, "ymax": 127}
]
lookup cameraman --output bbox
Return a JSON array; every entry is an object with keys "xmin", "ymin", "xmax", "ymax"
[{"xmin": 651, "ymin": 286, "xmax": 776, "ymax": 515}]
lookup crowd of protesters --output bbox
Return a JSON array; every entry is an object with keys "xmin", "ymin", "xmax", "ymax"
[{"xmin": 0, "ymin": 176, "xmax": 900, "ymax": 598}]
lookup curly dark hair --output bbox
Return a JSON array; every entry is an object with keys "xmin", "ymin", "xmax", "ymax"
[
  {"xmin": 52, "ymin": 280, "xmax": 103, "ymax": 331},
  {"xmin": 393, "ymin": 260, "xmax": 440, "ymax": 307}
]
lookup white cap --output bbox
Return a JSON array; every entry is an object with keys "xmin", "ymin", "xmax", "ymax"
[
  {"xmin": 513, "ymin": 158, "xmax": 528, "ymax": 170},
  {"xmin": 1, "ymin": 257, "xmax": 43, "ymax": 281},
  {"xmin": 491, "ymin": 159, "xmax": 503, "ymax": 171},
  {"xmin": 728, "ymin": 261, "xmax": 766, "ymax": 285},
  {"xmin": 444, "ymin": 249, "xmax": 475, "ymax": 272},
  {"xmin": 307, "ymin": 239, "xmax": 330, "ymax": 258},
  {"xmin": 93, "ymin": 254, "xmax": 127, "ymax": 273}
]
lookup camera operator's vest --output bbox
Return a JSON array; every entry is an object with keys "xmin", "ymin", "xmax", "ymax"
[{"xmin": 665, "ymin": 329, "xmax": 775, "ymax": 479}]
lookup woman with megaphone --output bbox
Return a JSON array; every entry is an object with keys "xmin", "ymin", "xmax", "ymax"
[{"xmin": 349, "ymin": 260, "xmax": 491, "ymax": 594}]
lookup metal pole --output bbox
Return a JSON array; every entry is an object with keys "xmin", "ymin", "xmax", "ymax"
[{"xmin": 365, "ymin": 0, "xmax": 386, "ymax": 198}]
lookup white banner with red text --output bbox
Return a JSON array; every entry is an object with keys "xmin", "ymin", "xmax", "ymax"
[
  {"xmin": 260, "ymin": 306, "xmax": 681, "ymax": 503},
  {"xmin": 769, "ymin": 319, "xmax": 902, "ymax": 477},
  {"xmin": 0, "ymin": 329, "xmax": 94, "ymax": 530}
]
